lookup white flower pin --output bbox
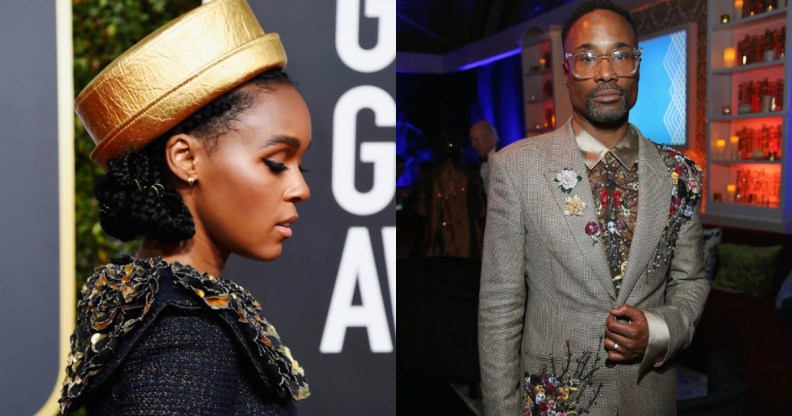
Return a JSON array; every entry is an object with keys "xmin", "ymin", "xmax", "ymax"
[{"xmin": 555, "ymin": 168, "xmax": 582, "ymax": 194}]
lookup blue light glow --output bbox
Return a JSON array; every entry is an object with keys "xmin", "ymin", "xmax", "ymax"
[{"xmin": 457, "ymin": 48, "xmax": 521, "ymax": 71}]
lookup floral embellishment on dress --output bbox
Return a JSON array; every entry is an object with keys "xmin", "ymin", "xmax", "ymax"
[
  {"xmin": 59, "ymin": 257, "xmax": 310, "ymax": 416},
  {"xmin": 60, "ymin": 258, "xmax": 161, "ymax": 415},
  {"xmin": 650, "ymin": 144, "xmax": 703, "ymax": 272},
  {"xmin": 171, "ymin": 263, "xmax": 310, "ymax": 401},
  {"xmin": 564, "ymin": 195, "xmax": 587, "ymax": 216},
  {"xmin": 555, "ymin": 168, "xmax": 582, "ymax": 194}
]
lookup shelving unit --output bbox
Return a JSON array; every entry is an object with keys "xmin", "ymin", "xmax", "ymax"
[
  {"xmin": 520, "ymin": 26, "xmax": 571, "ymax": 137},
  {"xmin": 704, "ymin": 0, "xmax": 791, "ymax": 232}
]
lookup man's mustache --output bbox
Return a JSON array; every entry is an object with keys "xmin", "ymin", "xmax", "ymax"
[{"xmin": 587, "ymin": 83, "xmax": 626, "ymax": 100}]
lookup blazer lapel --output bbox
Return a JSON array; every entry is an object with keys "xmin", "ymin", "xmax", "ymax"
[
  {"xmin": 616, "ymin": 133, "xmax": 670, "ymax": 304},
  {"xmin": 543, "ymin": 123, "xmax": 616, "ymax": 300}
]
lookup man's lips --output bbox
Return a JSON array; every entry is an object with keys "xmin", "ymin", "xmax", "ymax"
[{"xmin": 590, "ymin": 89, "xmax": 623, "ymax": 102}]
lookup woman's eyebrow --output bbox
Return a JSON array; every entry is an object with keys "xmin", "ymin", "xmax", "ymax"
[{"xmin": 259, "ymin": 135, "xmax": 301, "ymax": 150}]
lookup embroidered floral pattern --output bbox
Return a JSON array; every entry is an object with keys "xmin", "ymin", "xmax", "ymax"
[
  {"xmin": 555, "ymin": 168, "xmax": 582, "ymax": 194},
  {"xmin": 564, "ymin": 195, "xmax": 587, "ymax": 216},
  {"xmin": 60, "ymin": 257, "xmax": 309, "ymax": 415},
  {"xmin": 650, "ymin": 144, "xmax": 703, "ymax": 272},
  {"xmin": 586, "ymin": 221, "xmax": 599, "ymax": 243},
  {"xmin": 523, "ymin": 342, "xmax": 603, "ymax": 416},
  {"xmin": 612, "ymin": 261, "xmax": 628, "ymax": 290},
  {"xmin": 585, "ymin": 221, "xmax": 600, "ymax": 242},
  {"xmin": 587, "ymin": 152, "xmax": 639, "ymax": 295}
]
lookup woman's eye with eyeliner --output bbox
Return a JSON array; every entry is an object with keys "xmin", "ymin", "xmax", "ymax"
[
  {"xmin": 299, "ymin": 165, "xmax": 310, "ymax": 173},
  {"xmin": 263, "ymin": 159, "xmax": 287, "ymax": 173}
]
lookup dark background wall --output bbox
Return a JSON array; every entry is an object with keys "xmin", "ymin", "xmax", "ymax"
[
  {"xmin": 396, "ymin": 53, "xmax": 524, "ymax": 187},
  {"xmin": 396, "ymin": 69, "xmax": 478, "ymax": 184}
]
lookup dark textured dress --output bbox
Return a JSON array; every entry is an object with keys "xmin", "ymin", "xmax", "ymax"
[{"xmin": 59, "ymin": 257, "xmax": 309, "ymax": 415}]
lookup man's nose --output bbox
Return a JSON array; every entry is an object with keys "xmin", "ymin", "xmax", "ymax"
[{"xmin": 594, "ymin": 58, "xmax": 616, "ymax": 82}]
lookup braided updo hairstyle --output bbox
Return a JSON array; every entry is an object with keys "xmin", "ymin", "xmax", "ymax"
[{"xmin": 94, "ymin": 69, "xmax": 293, "ymax": 242}]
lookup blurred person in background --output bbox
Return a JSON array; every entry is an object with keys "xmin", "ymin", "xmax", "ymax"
[
  {"xmin": 415, "ymin": 133, "xmax": 486, "ymax": 259},
  {"xmin": 469, "ymin": 120, "xmax": 499, "ymax": 194}
]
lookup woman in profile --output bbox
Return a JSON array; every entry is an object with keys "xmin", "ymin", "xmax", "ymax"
[{"xmin": 59, "ymin": 0, "xmax": 311, "ymax": 414}]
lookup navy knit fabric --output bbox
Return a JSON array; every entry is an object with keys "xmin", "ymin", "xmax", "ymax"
[
  {"xmin": 87, "ymin": 308, "xmax": 296, "ymax": 415},
  {"xmin": 62, "ymin": 260, "xmax": 302, "ymax": 415}
]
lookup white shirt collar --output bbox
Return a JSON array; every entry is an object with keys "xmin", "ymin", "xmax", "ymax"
[{"xmin": 574, "ymin": 125, "xmax": 639, "ymax": 169}]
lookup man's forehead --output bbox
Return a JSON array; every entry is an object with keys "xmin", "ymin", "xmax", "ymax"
[
  {"xmin": 471, "ymin": 126, "xmax": 486, "ymax": 137},
  {"xmin": 565, "ymin": 10, "xmax": 636, "ymax": 50},
  {"xmin": 570, "ymin": 40, "xmax": 634, "ymax": 52}
]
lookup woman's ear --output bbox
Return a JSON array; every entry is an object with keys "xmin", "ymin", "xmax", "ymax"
[{"xmin": 164, "ymin": 133, "xmax": 199, "ymax": 185}]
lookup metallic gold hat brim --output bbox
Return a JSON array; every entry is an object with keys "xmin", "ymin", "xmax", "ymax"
[{"xmin": 75, "ymin": 0, "xmax": 286, "ymax": 169}]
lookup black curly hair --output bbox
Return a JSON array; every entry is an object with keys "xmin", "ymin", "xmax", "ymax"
[
  {"xmin": 561, "ymin": 0, "xmax": 638, "ymax": 49},
  {"xmin": 94, "ymin": 69, "xmax": 293, "ymax": 242}
]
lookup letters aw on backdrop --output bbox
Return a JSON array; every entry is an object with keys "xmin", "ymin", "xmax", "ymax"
[{"xmin": 321, "ymin": 0, "xmax": 395, "ymax": 354}]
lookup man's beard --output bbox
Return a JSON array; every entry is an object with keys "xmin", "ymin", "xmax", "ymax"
[{"xmin": 585, "ymin": 83, "xmax": 630, "ymax": 126}]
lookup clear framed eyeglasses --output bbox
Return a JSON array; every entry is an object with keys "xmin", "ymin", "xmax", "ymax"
[{"xmin": 564, "ymin": 47, "xmax": 643, "ymax": 80}]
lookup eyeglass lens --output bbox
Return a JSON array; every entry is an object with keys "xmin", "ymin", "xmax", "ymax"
[{"xmin": 571, "ymin": 50, "xmax": 638, "ymax": 77}]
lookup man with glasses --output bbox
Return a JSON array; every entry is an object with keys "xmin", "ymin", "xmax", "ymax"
[{"xmin": 478, "ymin": 1, "xmax": 709, "ymax": 415}]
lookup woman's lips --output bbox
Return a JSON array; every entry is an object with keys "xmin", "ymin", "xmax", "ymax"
[
  {"xmin": 276, "ymin": 216, "xmax": 297, "ymax": 238},
  {"xmin": 276, "ymin": 224, "xmax": 293, "ymax": 238}
]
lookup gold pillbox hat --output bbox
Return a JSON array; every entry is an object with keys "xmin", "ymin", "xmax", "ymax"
[{"xmin": 75, "ymin": 0, "xmax": 287, "ymax": 168}]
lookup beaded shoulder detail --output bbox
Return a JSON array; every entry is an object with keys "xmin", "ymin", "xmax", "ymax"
[
  {"xmin": 60, "ymin": 258, "xmax": 162, "ymax": 414},
  {"xmin": 169, "ymin": 261, "xmax": 310, "ymax": 401},
  {"xmin": 649, "ymin": 143, "xmax": 703, "ymax": 272},
  {"xmin": 60, "ymin": 258, "xmax": 309, "ymax": 415}
]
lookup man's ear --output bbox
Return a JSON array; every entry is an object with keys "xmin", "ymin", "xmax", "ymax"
[
  {"xmin": 562, "ymin": 60, "xmax": 570, "ymax": 88},
  {"xmin": 164, "ymin": 133, "xmax": 199, "ymax": 185}
]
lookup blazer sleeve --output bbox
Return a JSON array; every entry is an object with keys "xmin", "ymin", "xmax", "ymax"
[
  {"xmin": 478, "ymin": 152, "xmax": 527, "ymax": 416},
  {"xmin": 642, "ymin": 201, "xmax": 710, "ymax": 373}
]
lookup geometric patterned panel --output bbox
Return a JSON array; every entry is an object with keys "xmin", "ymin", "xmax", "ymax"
[{"xmin": 662, "ymin": 30, "xmax": 687, "ymax": 145}]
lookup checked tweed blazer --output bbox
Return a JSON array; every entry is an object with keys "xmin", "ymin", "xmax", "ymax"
[{"xmin": 478, "ymin": 120, "xmax": 710, "ymax": 415}]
